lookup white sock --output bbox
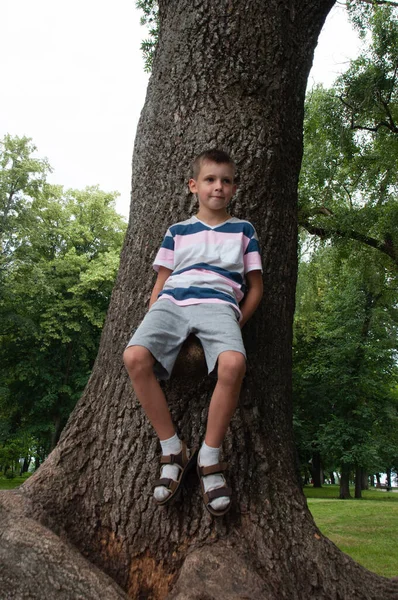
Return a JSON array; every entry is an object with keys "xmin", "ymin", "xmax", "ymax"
[
  {"xmin": 198, "ymin": 441, "xmax": 230, "ymax": 512},
  {"xmin": 154, "ymin": 433, "xmax": 182, "ymax": 502}
]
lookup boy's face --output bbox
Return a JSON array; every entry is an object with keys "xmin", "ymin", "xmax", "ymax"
[{"xmin": 189, "ymin": 160, "xmax": 236, "ymax": 214}]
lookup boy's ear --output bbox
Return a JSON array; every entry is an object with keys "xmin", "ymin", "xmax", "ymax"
[{"xmin": 189, "ymin": 178, "xmax": 198, "ymax": 193}]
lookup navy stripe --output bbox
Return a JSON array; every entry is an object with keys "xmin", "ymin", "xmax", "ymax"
[
  {"xmin": 216, "ymin": 222, "xmax": 255, "ymax": 236},
  {"xmin": 158, "ymin": 287, "xmax": 238, "ymax": 306},
  {"xmin": 169, "ymin": 221, "xmax": 255, "ymax": 238},
  {"xmin": 170, "ymin": 222, "xmax": 206, "ymax": 236},
  {"xmin": 160, "ymin": 235, "xmax": 175, "ymax": 250},
  {"xmin": 172, "ymin": 263, "xmax": 243, "ymax": 285},
  {"xmin": 244, "ymin": 238, "xmax": 260, "ymax": 255}
]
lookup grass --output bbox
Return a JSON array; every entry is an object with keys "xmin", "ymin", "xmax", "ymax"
[
  {"xmin": 1, "ymin": 478, "xmax": 396, "ymax": 578},
  {"xmin": 0, "ymin": 473, "xmax": 32, "ymax": 490},
  {"xmin": 304, "ymin": 485, "xmax": 398, "ymax": 578}
]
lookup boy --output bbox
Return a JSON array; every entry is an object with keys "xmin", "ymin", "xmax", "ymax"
[{"xmin": 123, "ymin": 149, "xmax": 263, "ymax": 516}]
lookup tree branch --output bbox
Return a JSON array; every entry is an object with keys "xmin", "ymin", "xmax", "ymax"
[
  {"xmin": 300, "ymin": 218, "xmax": 398, "ymax": 268},
  {"xmin": 339, "ymin": 95, "xmax": 398, "ymax": 135},
  {"xmin": 380, "ymin": 98, "xmax": 398, "ymax": 133}
]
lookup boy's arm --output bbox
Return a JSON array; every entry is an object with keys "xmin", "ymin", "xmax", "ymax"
[
  {"xmin": 239, "ymin": 270, "xmax": 263, "ymax": 328},
  {"xmin": 149, "ymin": 266, "xmax": 173, "ymax": 308}
]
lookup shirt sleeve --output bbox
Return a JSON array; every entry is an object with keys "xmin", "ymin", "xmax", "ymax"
[
  {"xmin": 153, "ymin": 228, "xmax": 175, "ymax": 272},
  {"xmin": 243, "ymin": 226, "xmax": 262, "ymax": 274}
]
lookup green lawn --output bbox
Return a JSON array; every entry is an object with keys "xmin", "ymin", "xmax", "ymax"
[
  {"xmin": 1, "ymin": 478, "xmax": 396, "ymax": 578},
  {"xmin": 0, "ymin": 473, "xmax": 32, "ymax": 490},
  {"xmin": 304, "ymin": 485, "xmax": 398, "ymax": 578}
]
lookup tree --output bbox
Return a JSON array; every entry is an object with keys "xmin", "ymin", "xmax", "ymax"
[
  {"xmin": 299, "ymin": 5, "xmax": 398, "ymax": 268},
  {"xmin": 1, "ymin": 2, "xmax": 398, "ymax": 599},
  {"xmin": 0, "ymin": 135, "xmax": 50, "ymax": 264},
  {"xmin": 293, "ymin": 245, "xmax": 398, "ymax": 498},
  {"xmin": 0, "ymin": 136, "xmax": 126, "ymax": 458}
]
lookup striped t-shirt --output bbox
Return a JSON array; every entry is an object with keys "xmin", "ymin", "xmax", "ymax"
[{"xmin": 153, "ymin": 216, "xmax": 262, "ymax": 319}]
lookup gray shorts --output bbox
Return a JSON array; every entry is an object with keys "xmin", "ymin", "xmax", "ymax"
[{"xmin": 126, "ymin": 300, "xmax": 246, "ymax": 380}]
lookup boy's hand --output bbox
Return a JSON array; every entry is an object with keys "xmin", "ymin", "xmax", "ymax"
[
  {"xmin": 239, "ymin": 270, "xmax": 263, "ymax": 327},
  {"xmin": 149, "ymin": 267, "xmax": 173, "ymax": 308}
]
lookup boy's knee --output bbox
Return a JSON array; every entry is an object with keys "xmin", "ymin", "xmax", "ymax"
[
  {"xmin": 123, "ymin": 346, "xmax": 154, "ymax": 379},
  {"xmin": 217, "ymin": 352, "xmax": 246, "ymax": 383}
]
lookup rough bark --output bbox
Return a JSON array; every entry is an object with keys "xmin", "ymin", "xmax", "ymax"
[
  {"xmin": 2, "ymin": 1, "xmax": 398, "ymax": 598},
  {"xmin": 0, "ymin": 492, "xmax": 128, "ymax": 600}
]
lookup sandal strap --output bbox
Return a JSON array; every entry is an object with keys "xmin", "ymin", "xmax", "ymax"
[
  {"xmin": 205, "ymin": 486, "xmax": 232, "ymax": 502},
  {"xmin": 160, "ymin": 441, "xmax": 188, "ymax": 468},
  {"xmin": 153, "ymin": 477, "xmax": 179, "ymax": 492},
  {"xmin": 198, "ymin": 462, "xmax": 228, "ymax": 477}
]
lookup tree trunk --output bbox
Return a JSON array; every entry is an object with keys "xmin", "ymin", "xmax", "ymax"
[
  {"xmin": 361, "ymin": 470, "xmax": 368, "ymax": 491},
  {"xmin": 376, "ymin": 472, "xmax": 381, "ymax": 487},
  {"xmin": 354, "ymin": 466, "xmax": 362, "ymax": 499},
  {"xmin": 21, "ymin": 457, "xmax": 30, "ymax": 475},
  {"xmin": 2, "ymin": 1, "xmax": 398, "ymax": 598},
  {"xmin": 311, "ymin": 451, "xmax": 323, "ymax": 487},
  {"xmin": 386, "ymin": 468, "xmax": 392, "ymax": 491},
  {"xmin": 330, "ymin": 471, "xmax": 336, "ymax": 485},
  {"xmin": 339, "ymin": 464, "xmax": 352, "ymax": 499}
]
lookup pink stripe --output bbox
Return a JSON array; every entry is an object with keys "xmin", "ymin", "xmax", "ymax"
[
  {"xmin": 157, "ymin": 296, "xmax": 242, "ymax": 317},
  {"xmin": 174, "ymin": 230, "xmax": 251, "ymax": 251},
  {"xmin": 244, "ymin": 254, "xmax": 262, "ymax": 271},
  {"xmin": 186, "ymin": 269, "xmax": 244, "ymax": 302},
  {"xmin": 155, "ymin": 248, "xmax": 174, "ymax": 263}
]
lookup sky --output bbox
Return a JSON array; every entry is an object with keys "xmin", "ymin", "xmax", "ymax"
[{"xmin": 1, "ymin": 1, "xmax": 362, "ymax": 219}]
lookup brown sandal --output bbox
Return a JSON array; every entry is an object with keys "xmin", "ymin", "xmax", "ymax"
[
  {"xmin": 197, "ymin": 462, "xmax": 232, "ymax": 516},
  {"xmin": 153, "ymin": 441, "xmax": 198, "ymax": 505}
]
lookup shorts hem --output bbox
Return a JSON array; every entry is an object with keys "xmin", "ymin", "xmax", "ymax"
[{"xmin": 126, "ymin": 341, "xmax": 172, "ymax": 381}]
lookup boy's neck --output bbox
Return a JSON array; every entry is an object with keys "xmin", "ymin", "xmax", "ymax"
[{"xmin": 195, "ymin": 209, "xmax": 231, "ymax": 227}]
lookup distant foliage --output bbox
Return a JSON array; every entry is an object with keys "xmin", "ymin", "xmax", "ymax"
[
  {"xmin": 136, "ymin": 0, "xmax": 159, "ymax": 72},
  {"xmin": 295, "ymin": 2, "xmax": 398, "ymax": 486},
  {"xmin": 0, "ymin": 135, "xmax": 127, "ymax": 463},
  {"xmin": 300, "ymin": 4, "xmax": 398, "ymax": 269}
]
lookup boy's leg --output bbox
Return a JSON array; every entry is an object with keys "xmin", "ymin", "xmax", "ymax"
[
  {"xmin": 205, "ymin": 350, "xmax": 246, "ymax": 447},
  {"xmin": 124, "ymin": 303, "xmax": 196, "ymax": 504},
  {"xmin": 124, "ymin": 345, "xmax": 188, "ymax": 503},
  {"xmin": 123, "ymin": 345, "xmax": 175, "ymax": 440},
  {"xmin": 199, "ymin": 350, "xmax": 246, "ymax": 513}
]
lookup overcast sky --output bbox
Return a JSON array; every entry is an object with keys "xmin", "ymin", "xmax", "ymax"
[{"xmin": 1, "ymin": 2, "xmax": 362, "ymax": 218}]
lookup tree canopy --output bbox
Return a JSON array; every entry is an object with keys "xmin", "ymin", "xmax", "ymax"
[
  {"xmin": 299, "ymin": 4, "xmax": 398, "ymax": 268},
  {"xmin": 0, "ymin": 135, "xmax": 126, "ymax": 469},
  {"xmin": 295, "ymin": 2, "xmax": 398, "ymax": 494}
]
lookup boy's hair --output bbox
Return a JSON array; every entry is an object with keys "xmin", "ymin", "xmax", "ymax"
[{"xmin": 192, "ymin": 149, "xmax": 236, "ymax": 179}]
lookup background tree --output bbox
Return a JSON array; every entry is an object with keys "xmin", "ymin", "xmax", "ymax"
[
  {"xmin": 294, "ymin": 244, "xmax": 398, "ymax": 498},
  {"xmin": 295, "ymin": 2, "xmax": 398, "ymax": 497},
  {"xmin": 1, "ymin": 2, "xmax": 398, "ymax": 599},
  {"xmin": 299, "ymin": 5, "xmax": 398, "ymax": 268},
  {"xmin": 0, "ymin": 136, "xmax": 126, "ymax": 463}
]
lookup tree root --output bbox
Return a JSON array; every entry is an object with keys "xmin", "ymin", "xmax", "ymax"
[
  {"xmin": 168, "ymin": 543, "xmax": 270, "ymax": 599},
  {"xmin": 0, "ymin": 491, "xmax": 128, "ymax": 600}
]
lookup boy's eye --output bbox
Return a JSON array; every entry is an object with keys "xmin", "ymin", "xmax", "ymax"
[{"xmin": 223, "ymin": 178, "xmax": 232, "ymax": 184}]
